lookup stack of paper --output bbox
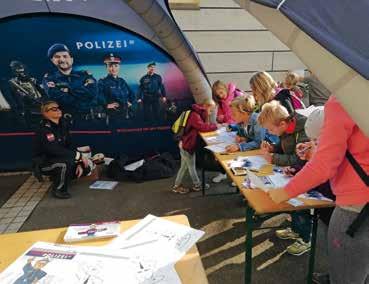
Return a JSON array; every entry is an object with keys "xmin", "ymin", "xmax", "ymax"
[{"xmin": 89, "ymin": 181, "xmax": 118, "ymax": 190}]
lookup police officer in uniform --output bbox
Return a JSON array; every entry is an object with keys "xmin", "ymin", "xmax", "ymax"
[
  {"xmin": 42, "ymin": 44, "xmax": 101, "ymax": 122},
  {"xmin": 137, "ymin": 62, "xmax": 167, "ymax": 121},
  {"xmin": 8, "ymin": 61, "xmax": 45, "ymax": 127},
  {"xmin": 33, "ymin": 101, "xmax": 91, "ymax": 199},
  {"xmin": 98, "ymin": 53, "xmax": 135, "ymax": 123}
]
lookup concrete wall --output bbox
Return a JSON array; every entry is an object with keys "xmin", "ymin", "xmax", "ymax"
[{"xmin": 171, "ymin": 0, "xmax": 306, "ymax": 91}]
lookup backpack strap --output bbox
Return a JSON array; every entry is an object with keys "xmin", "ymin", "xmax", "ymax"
[
  {"xmin": 346, "ymin": 204, "xmax": 369, "ymax": 237},
  {"xmin": 345, "ymin": 150, "xmax": 369, "ymax": 237},
  {"xmin": 346, "ymin": 151, "xmax": 369, "ymax": 186}
]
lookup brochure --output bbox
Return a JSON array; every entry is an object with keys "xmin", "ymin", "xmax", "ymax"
[
  {"xmin": 64, "ymin": 221, "xmax": 121, "ymax": 243},
  {"xmin": 89, "ymin": 181, "xmax": 118, "ymax": 190}
]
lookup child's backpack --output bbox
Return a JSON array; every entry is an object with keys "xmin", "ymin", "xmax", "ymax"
[{"xmin": 171, "ymin": 110, "xmax": 191, "ymax": 140}]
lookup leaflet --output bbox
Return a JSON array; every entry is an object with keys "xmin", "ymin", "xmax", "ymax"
[{"xmin": 0, "ymin": 242, "xmax": 181, "ymax": 284}]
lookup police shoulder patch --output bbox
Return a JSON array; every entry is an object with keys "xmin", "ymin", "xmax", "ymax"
[
  {"xmin": 44, "ymin": 73, "xmax": 49, "ymax": 78},
  {"xmin": 46, "ymin": 133, "xmax": 55, "ymax": 142}
]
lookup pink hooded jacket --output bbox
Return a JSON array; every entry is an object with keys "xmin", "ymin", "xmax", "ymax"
[{"xmin": 216, "ymin": 83, "xmax": 244, "ymax": 124}]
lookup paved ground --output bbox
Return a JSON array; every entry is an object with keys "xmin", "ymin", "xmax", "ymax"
[
  {"xmin": 1, "ymin": 172, "xmax": 330, "ymax": 283},
  {"xmin": 0, "ymin": 174, "xmax": 30, "ymax": 207}
]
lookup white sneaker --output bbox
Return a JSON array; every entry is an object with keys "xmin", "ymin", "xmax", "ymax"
[
  {"xmin": 231, "ymin": 182, "xmax": 236, "ymax": 187},
  {"xmin": 212, "ymin": 173, "xmax": 227, "ymax": 183}
]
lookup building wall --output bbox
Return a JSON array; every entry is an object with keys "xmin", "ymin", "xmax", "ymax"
[{"xmin": 171, "ymin": 0, "xmax": 306, "ymax": 91}]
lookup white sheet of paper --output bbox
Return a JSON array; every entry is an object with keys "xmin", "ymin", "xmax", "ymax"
[
  {"xmin": 124, "ymin": 159, "xmax": 145, "ymax": 171},
  {"xmin": 107, "ymin": 214, "xmax": 204, "ymax": 266},
  {"xmin": 296, "ymin": 105, "xmax": 321, "ymax": 117},
  {"xmin": 246, "ymin": 171, "xmax": 291, "ymax": 192},
  {"xmin": 204, "ymin": 142, "xmax": 231, "ymax": 153},
  {"xmin": 0, "ymin": 242, "xmax": 143, "ymax": 284},
  {"xmin": 204, "ymin": 132, "xmax": 236, "ymax": 145},
  {"xmin": 243, "ymin": 155, "xmax": 268, "ymax": 170},
  {"xmin": 298, "ymin": 192, "xmax": 333, "ymax": 202},
  {"xmin": 287, "ymin": 198, "xmax": 304, "ymax": 207}
]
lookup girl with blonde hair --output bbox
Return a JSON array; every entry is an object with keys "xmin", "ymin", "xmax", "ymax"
[{"xmin": 225, "ymin": 94, "xmax": 266, "ymax": 153}]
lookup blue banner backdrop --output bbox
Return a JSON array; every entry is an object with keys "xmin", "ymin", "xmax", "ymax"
[{"xmin": 0, "ymin": 14, "xmax": 193, "ymax": 170}]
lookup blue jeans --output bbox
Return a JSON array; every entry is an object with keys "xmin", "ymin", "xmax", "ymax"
[{"xmin": 174, "ymin": 147, "xmax": 200, "ymax": 187}]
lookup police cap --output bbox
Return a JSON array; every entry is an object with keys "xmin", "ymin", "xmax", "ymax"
[
  {"xmin": 104, "ymin": 53, "xmax": 122, "ymax": 64},
  {"xmin": 147, "ymin": 62, "xmax": 156, "ymax": 68},
  {"xmin": 47, "ymin": 44, "xmax": 71, "ymax": 59}
]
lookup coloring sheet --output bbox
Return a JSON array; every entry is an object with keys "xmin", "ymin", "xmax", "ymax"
[
  {"xmin": 107, "ymin": 214, "xmax": 204, "ymax": 266},
  {"xmin": 0, "ymin": 242, "xmax": 180, "ymax": 284}
]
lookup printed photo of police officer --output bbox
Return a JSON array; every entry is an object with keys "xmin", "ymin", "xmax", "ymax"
[
  {"xmin": 8, "ymin": 60, "xmax": 45, "ymax": 128},
  {"xmin": 42, "ymin": 43, "xmax": 102, "ymax": 125},
  {"xmin": 98, "ymin": 53, "xmax": 135, "ymax": 124},
  {"xmin": 137, "ymin": 62, "xmax": 167, "ymax": 122}
]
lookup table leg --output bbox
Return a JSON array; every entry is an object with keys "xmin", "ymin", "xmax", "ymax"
[
  {"xmin": 201, "ymin": 167, "xmax": 205, "ymax": 197},
  {"xmin": 307, "ymin": 209, "xmax": 318, "ymax": 284},
  {"xmin": 245, "ymin": 204, "xmax": 254, "ymax": 284}
]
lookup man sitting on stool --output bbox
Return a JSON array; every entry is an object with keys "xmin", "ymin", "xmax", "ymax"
[{"xmin": 33, "ymin": 101, "xmax": 91, "ymax": 199}]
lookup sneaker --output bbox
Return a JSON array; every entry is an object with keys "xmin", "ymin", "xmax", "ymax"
[
  {"xmin": 231, "ymin": 182, "xmax": 237, "ymax": 187},
  {"xmin": 192, "ymin": 183, "xmax": 210, "ymax": 192},
  {"xmin": 312, "ymin": 272, "xmax": 330, "ymax": 284},
  {"xmin": 212, "ymin": 173, "xmax": 227, "ymax": 183},
  {"xmin": 287, "ymin": 239, "xmax": 311, "ymax": 256},
  {"xmin": 275, "ymin": 227, "xmax": 300, "ymax": 240},
  {"xmin": 171, "ymin": 185, "xmax": 189, "ymax": 194}
]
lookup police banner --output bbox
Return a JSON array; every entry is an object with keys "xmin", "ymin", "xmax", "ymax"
[{"xmin": 0, "ymin": 5, "xmax": 194, "ymax": 170}]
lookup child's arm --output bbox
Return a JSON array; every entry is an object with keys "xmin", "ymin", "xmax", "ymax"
[
  {"xmin": 272, "ymin": 153, "xmax": 300, "ymax": 167},
  {"xmin": 191, "ymin": 113, "xmax": 217, "ymax": 132},
  {"xmin": 239, "ymin": 120, "xmax": 266, "ymax": 151}
]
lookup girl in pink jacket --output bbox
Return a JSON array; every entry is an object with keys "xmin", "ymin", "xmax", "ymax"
[
  {"xmin": 212, "ymin": 81, "xmax": 244, "ymax": 124},
  {"xmin": 269, "ymin": 96, "xmax": 369, "ymax": 284}
]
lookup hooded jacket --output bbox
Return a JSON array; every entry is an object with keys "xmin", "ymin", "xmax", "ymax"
[
  {"xmin": 181, "ymin": 104, "xmax": 217, "ymax": 154},
  {"xmin": 216, "ymin": 82, "xmax": 243, "ymax": 124}
]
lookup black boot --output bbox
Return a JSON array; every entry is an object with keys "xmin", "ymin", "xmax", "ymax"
[
  {"xmin": 312, "ymin": 273, "xmax": 330, "ymax": 284},
  {"xmin": 52, "ymin": 190, "xmax": 71, "ymax": 199}
]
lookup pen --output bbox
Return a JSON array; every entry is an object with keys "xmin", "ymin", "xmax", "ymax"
[{"xmin": 298, "ymin": 145, "xmax": 312, "ymax": 155}]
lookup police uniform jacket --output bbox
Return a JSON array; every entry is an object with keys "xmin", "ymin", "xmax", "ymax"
[
  {"xmin": 98, "ymin": 75, "xmax": 134, "ymax": 106},
  {"xmin": 138, "ymin": 73, "xmax": 166, "ymax": 100},
  {"xmin": 33, "ymin": 118, "xmax": 78, "ymax": 162},
  {"xmin": 42, "ymin": 70, "xmax": 98, "ymax": 114}
]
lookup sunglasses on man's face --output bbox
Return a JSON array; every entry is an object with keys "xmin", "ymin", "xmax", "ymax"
[{"xmin": 46, "ymin": 107, "xmax": 60, "ymax": 112}]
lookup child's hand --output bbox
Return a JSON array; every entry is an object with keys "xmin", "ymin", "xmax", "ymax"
[
  {"xmin": 226, "ymin": 144, "xmax": 240, "ymax": 153},
  {"xmin": 261, "ymin": 141, "xmax": 274, "ymax": 153},
  {"xmin": 235, "ymin": 135, "xmax": 246, "ymax": 143},
  {"xmin": 217, "ymin": 115, "xmax": 225, "ymax": 123},
  {"xmin": 263, "ymin": 152, "xmax": 273, "ymax": 163},
  {"xmin": 268, "ymin": 188, "xmax": 290, "ymax": 204},
  {"xmin": 283, "ymin": 166, "xmax": 296, "ymax": 176},
  {"xmin": 216, "ymin": 123, "xmax": 223, "ymax": 129},
  {"xmin": 296, "ymin": 142, "xmax": 315, "ymax": 160}
]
